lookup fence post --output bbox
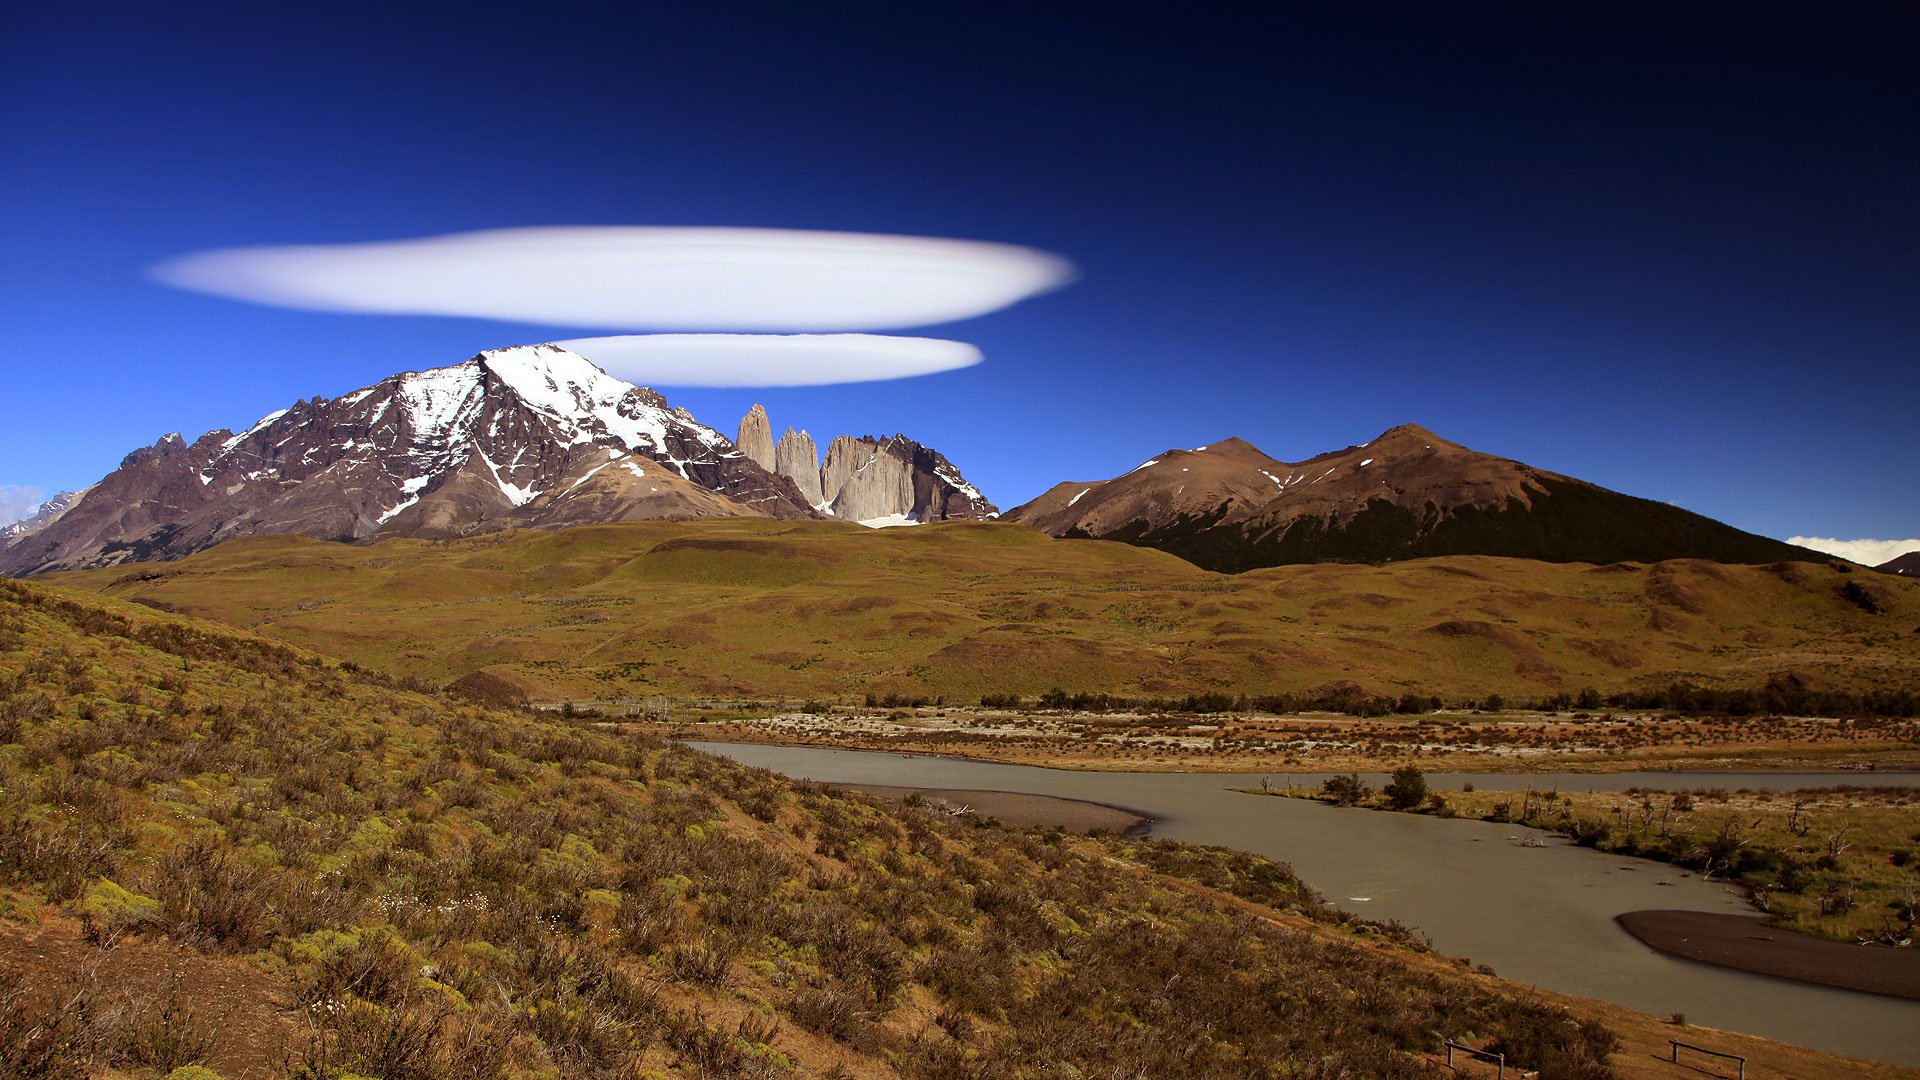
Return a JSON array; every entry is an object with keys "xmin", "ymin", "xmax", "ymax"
[{"xmin": 1669, "ymin": 1038, "xmax": 1746, "ymax": 1079}]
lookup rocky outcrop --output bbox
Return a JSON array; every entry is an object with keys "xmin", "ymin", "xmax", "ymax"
[
  {"xmin": 775, "ymin": 427, "xmax": 825, "ymax": 506},
  {"xmin": 822, "ymin": 436, "xmax": 917, "ymax": 522},
  {"xmin": 736, "ymin": 407, "xmax": 997, "ymax": 525},
  {"xmin": 1, "ymin": 345, "xmax": 819, "ymax": 576},
  {"xmin": 736, "ymin": 404, "xmax": 775, "ymax": 472},
  {"xmin": 821, "ymin": 435, "xmax": 997, "ymax": 524}
]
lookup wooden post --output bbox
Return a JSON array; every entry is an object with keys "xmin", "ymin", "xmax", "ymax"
[
  {"xmin": 1670, "ymin": 1039, "xmax": 1746, "ymax": 1080},
  {"xmin": 1444, "ymin": 1040, "xmax": 1506, "ymax": 1078}
]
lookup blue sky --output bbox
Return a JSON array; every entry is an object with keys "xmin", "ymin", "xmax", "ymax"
[{"xmin": 2, "ymin": 3, "xmax": 1915, "ymax": 546}]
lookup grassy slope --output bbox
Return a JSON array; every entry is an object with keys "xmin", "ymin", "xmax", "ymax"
[
  {"xmin": 46, "ymin": 519, "xmax": 1920, "ymax": 704},
  {"xmin": 0, "ymin": 576, "xmax": 1650, "ymax": 1080}
]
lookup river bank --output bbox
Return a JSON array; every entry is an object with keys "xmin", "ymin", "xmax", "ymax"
[
  {"xmin": 1253, "ymin": 780, "xmax": 1920, "ymax": 947},
  {"xmin": 634, "ymin": 706, "xmax": 1920, "ymax": 774},
  {"xmin": 690, "ymin": 740, "xmax": 1920, "ymax": 1068},
  {"xmin": 833, "ymin": 782, "xmax": 1151, "ymax": 834},
  {"xmin": 1618, "ymin": 910, "xmax": 1920, "ymax": 1001}
]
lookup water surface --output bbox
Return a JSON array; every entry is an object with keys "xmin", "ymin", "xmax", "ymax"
[{"xmin": 691, "ymin": 741, "xmax": 1920, "ymax": 1067}]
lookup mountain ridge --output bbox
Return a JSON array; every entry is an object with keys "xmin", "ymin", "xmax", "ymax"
[
  {"xmin": 0, "ymin": 345, "xmax": 818, "ymax": 576},
  {"xmin": 1878, "ymin": 551, "xmax": 1920, "ymax": 577},
  {"xmin": 0, "ymin": 488, "xmax": 89, "ymax": 544},
  {"xmin": 1007, "ymin": 425, "xmax": 1817, "ymax": 571}
]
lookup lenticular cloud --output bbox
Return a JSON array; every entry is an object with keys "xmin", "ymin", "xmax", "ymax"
[
  {"xmin": 152, "ymin": 226, "xmax": 1075, "ymax": 332},
  {"xmin": 555, "ymin": 334, "xmax": 981, "ymax": 387}
]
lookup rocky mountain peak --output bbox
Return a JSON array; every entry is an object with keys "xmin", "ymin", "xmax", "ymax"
[
  {"xmin": 119, "ymin": 432, "xmax": 192, "ymax": 469},
  {"xmin": 741, "ymin": 408, "xmax": 996, "ymax": 526},
  {"xmin": 1006, "ymin": 423, "xmax": 1813, "ymax": 572},
  {"xmin": 0, "ymin": 345, "xmax": 818, "ymax": 576},
  {"xmin": 1373, "ymin": 422, "xmax": 1444, "ymax": 443},
  {"xmin": 737, "ymin": 404, "xmax": 775, "ymax": 471},
  {"xmin": 775, "ymin": 427, "xmax": 825, "ymax": 507},
  {"xmin": 1191, "ymin": 436, "xmax": 1266, "ymax": 457},
  {"xmin": 0, "ymin": 489, "xmax": 89, "ymax": 547}
]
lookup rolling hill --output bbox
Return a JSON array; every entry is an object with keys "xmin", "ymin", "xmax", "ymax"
[
  {"xmin": 0, "ymin": 571, "xmax": 1651, "ymax": 1078},
  {"xmin": 47, "ymin": 518, "xmax": 1919, "ymax": 705}
]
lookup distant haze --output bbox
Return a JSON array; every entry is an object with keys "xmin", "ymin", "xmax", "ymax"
[{"xmin": 0, "ymin": 485, "xmax": 44, "ymax": 527}]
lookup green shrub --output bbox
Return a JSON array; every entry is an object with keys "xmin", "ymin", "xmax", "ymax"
[
  {"xmin": 1384, "ymin": 766, "xmax": 1428, "ymax": 810},
  {"xmin": 1322, "ymin": 773, "xmax": 1371, "ymax": 806}
]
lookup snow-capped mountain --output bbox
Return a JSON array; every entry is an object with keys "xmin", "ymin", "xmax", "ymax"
[{"xmin": 0, "ymin": 345, "xmax": 820, "ymax": 575}]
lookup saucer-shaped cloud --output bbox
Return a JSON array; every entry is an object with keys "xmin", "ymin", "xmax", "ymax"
[
  {"xmin": 555, "ymin": 333, "xmax": 982, "ymax": 387},
  {"xmin": 153, "ymin": 226, "xmax": 1075, "ymax": 332}
]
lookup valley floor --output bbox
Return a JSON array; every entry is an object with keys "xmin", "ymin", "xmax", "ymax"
[{"xmin": 623, "ymin": 704, "xmax": 1920, "ymax": 774}]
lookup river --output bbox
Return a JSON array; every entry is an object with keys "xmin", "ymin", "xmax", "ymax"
[{"xmin": 690, "ymin": 742, "xmax": 1920, "ymax": 1067}]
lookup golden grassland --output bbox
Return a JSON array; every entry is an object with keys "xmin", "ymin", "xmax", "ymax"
[
  {"xmin": 0, "ymin": 578, "xmax": 1620, "ymax": 1079},
  {"xmin": 5, "ymin": 583, "xmax": 1914, "ymax": 1078},
  {"xmin": 44, "ymin": 519, "xmax": 1920, "ymax": 708},
  {"xmin": 1264, "ymin": 778, "xmax": 1920, "ymax": 943},
  {"xmin": 641, "ymin": 703, "xmax": 1920, "ymax": 773}
]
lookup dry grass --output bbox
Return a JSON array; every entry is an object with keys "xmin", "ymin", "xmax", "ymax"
[
  {"xmin": 1, "ymin": 576, "xmax": 1675, "ymax": 1079},
  {"xmin": 42, "ymin": 519, "xmax": 1920, "ymax": 707}
]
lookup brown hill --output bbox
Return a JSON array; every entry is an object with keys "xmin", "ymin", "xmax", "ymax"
[
  {"xmin": 1007, "ymin": 424, "xmax": 1816, "ymax": 572},
  {"xmin": 1879, "ymin": 551, "xmax": 1920, "ymax": 577},
  {"xmin": 45, "ymin": 519, "xmax": 1920, "ymax": 704}
]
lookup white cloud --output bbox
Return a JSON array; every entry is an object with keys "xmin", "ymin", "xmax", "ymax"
[
  {"xmin": 1786, "ymin": 536, "xmax": 1920, "ymax": 567},
  {"xmin": 152, "ymin": 226, "xmax": 1075, "ymax": 332},
  {"xmin": 554, "ymin": 334, "xmax": 981, "ymax": 387},
  {"xmin": 0, "ymin": 484, "xmax": 45, "ymax": 527}
]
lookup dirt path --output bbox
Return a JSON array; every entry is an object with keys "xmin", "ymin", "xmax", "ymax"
[{"xmin": 0, "ymin": 916, "xmax": 302, "ymax": 1079}]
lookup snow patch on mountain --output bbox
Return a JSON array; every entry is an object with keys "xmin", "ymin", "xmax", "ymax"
[
  {"xmin": 221, "ymin": 409, "xmax": 289, "ymax": 453},
  {"xmin": 397, "ymin": 365, "xmax": 486, "ymax": 440}
]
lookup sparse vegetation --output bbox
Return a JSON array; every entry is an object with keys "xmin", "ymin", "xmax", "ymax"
[
  {"xmin": 0, "ymin": 577, "xmax": 1635, "ymax": 1077},
  {"xmin": 42, "ymin": 521, "xmax": 1920, "ymax": 710},
  {"xmin": 669, "ymin": 700, "xmax": 1920, "ymax": 774}
]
